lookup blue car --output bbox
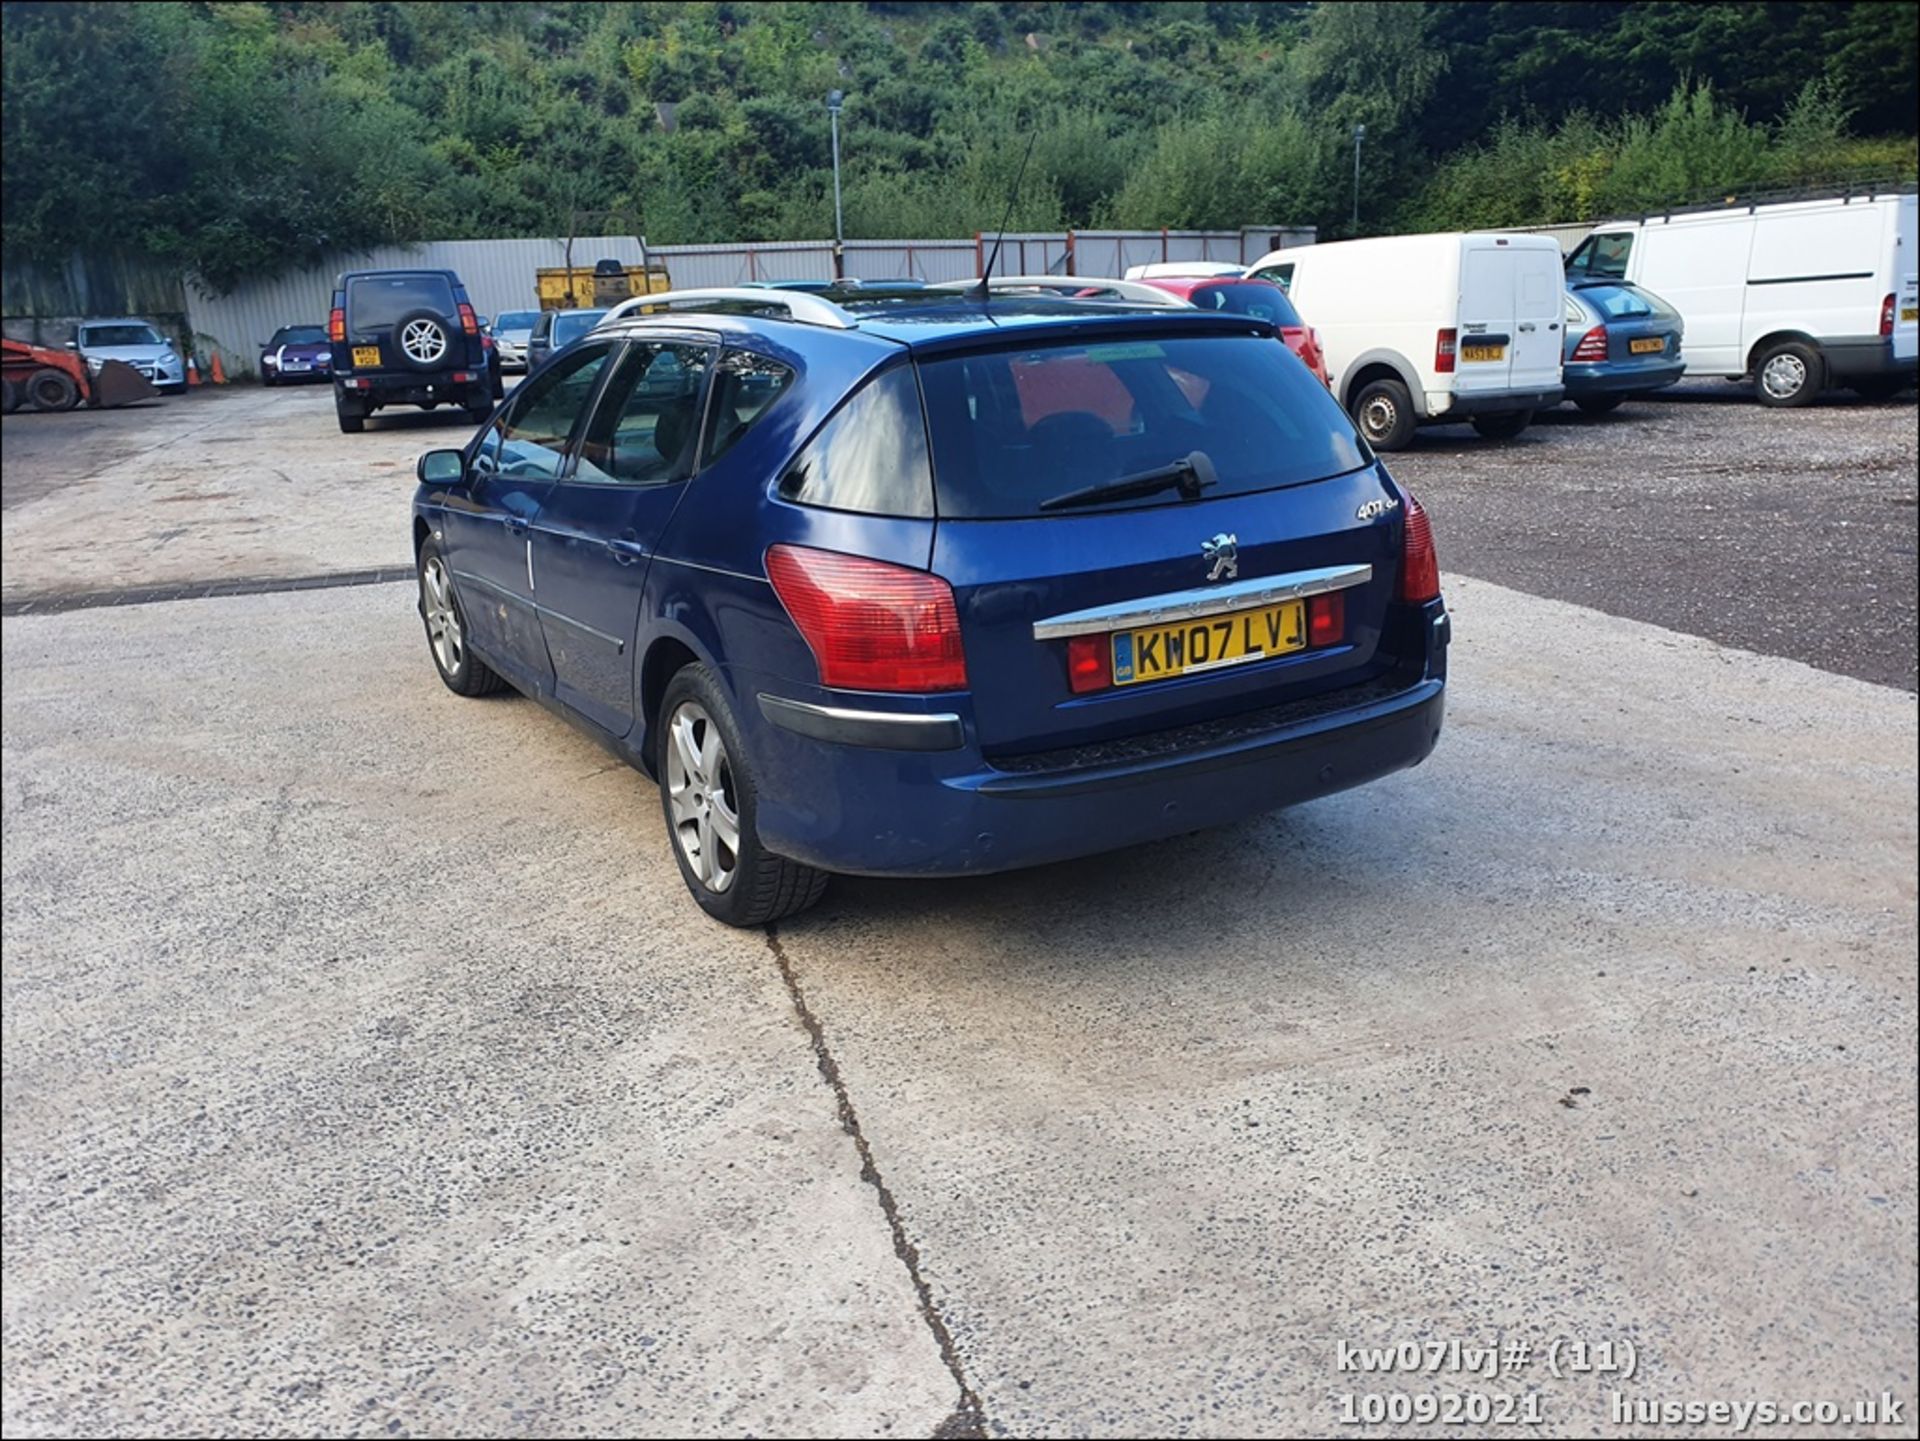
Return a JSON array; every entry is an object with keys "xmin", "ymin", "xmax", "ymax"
[
  {"xmin": 410, "ymin": 287, "xmax": 1448, "ymax": 925},
  {"xmin": 1562, "ymin": 278, "xmax": 1686, "ymax": 415}
]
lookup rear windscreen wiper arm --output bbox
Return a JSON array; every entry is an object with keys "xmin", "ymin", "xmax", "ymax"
[{"xmin": 1039, "ymin": 450, "xmax": 1219, "ymax": 512}]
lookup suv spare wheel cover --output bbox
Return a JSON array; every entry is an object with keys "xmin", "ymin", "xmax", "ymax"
[{"xmin": 393, "ymin": 308, "xmax": 452, "ymax": 370}]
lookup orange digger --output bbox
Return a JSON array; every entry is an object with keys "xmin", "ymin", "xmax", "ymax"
[{"xmin": 1, "ymin": 337, "xmax": 159, "ymax": 413}]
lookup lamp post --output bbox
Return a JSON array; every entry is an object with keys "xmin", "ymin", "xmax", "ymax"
[
  {"xmin": 826, "ymin": 90, "xmax": 846, "ymax": 280},
  {"xmin": 1351, "ymin": 123, "xmax": 1366, "ymax": 235}
]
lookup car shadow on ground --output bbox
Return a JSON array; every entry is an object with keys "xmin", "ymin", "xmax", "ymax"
[{"xmin": 360, "ymin": 408, "xmax": 489, "ymax": 434}]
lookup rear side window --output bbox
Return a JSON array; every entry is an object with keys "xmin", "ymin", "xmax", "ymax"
[
  {"xmin": 778, "ymin": 365, "xmax": 933, "ymax": 518},
  {"xmin": 574, "ymin": 341, "xmax": 715, "ymax": 486},
  {"xmin": 917, "ymin": 334, "xmax": 1368, "ymax": 518},
  {"xmin": 347, "ymin": 274, "xmax": 456, "ymax": 330},
  {"xmin": 705, "ymin": 350, "xmax": 796, "ymax": 467},
  {"xmin": 1190, "ymin": 281, "xmax": 1303, "ymax": 327}
]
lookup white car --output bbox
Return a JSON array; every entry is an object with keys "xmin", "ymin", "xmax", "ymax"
[
  {"xmin": 1566, "ymin": 189, "xmax": 1918, "ymax": 405},
  {"xmin": 71, "ymin": 318, "xmax": 186, "ymax": 394},
  {"xmin": 488, "ymin": 309, "xmax": 540, "ymax": 372},
  {"xmin": 1246, "ymin": 233, "xmax": 1566, "ymax": 449}
]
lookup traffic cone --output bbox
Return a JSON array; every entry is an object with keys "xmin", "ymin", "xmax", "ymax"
[
  {"xmin": 209, "ymin": 351, "xmax": 226, "ymax": 385},
  {"xmin": 187, "ymin": 355, "xmax": 202, "ymax": 387}
]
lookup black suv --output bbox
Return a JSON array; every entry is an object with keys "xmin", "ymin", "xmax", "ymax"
[{"xmin": 328, "ymin": 269, "xmax": 500, "ymax": 434}]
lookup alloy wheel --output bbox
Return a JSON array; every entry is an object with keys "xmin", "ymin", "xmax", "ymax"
[
  {"xmin": 421, "ymin": 555, "xmax": 464, "ymax": 675},
  {"xmin": 666, "ymin": 701, "xmax": 741, "ymax": 893}
]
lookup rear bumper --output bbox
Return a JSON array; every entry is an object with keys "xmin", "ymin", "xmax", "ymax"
[
  {"xmin": 747, "ymin": 603, "xmax": 1450, "ymax": 877},
  {"xmin": 1563, "ymin": 358, "xmax": 1686, "ymax": 396},
  {"xmin": 1428, "ymin": 386, "xmax": 1564, "ymax": 419},
  {"xmin": 1822, "ymin": 335, "xmax": 1918, "ymax": 384},
  {"xmin": 336, "ymin": 372, "xmax": 488, "ymax": 407}
]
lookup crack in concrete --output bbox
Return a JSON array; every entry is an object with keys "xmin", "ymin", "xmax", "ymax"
[{"xmin": 765, "ymin": 926, "xmax": 987, "ymax": 1440}]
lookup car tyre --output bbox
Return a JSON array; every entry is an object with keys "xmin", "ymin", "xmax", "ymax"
[
  {"xmin": 418, "ymin": 541, "xmax": 506, "ymax": 697},
  {"xmin": 1753, "ymin": 339, "xmax": 1823, "ymax": 408},
  {"xmin": 656, "ymin": 664, "xmax": 829, "ymax": 928},
  {"xmin": 1351, "ymin": 377, "xmax": 1417, "ymax": 451},
  {"xmin": 336, "ymin": 405, "xmax": 366, "ymax": 433},
  {"xmin": 1573, "ymin": 394, "xmax": 1624, "ymax": 416},
  {"xmin": 26, "ymin": 367, "xmax": 80, "ymax": 411},
  {"xmin": 1470, "ymin": 409, "xmax": 1533, "ymax": 440}
]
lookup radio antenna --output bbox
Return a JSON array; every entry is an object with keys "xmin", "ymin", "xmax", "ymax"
[{"xmin": 971, "ymin": 129, "xmax": 1039, "ymax": 302}]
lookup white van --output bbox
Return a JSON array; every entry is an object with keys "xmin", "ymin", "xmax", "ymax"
[
  {"xmin": 1566, "ymin": 190, "xmax": 1918, "ymax": 406},
  {"xmin": 1246, "ymin": 232, "xmax": 1565, "ymax": 449}
]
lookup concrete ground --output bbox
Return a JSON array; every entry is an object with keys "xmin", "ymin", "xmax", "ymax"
[{"xmin": 2, "ymin": 381, "xmax": 1917, "ymax": 1437}]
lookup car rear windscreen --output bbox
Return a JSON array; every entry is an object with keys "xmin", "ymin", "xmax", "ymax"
[
  {"xmin": 347, "ymin": 274, "xmax": 457, "ymax": 330},
  {"xmin": 1189, "ymin": 282, "xmax": 1304, "ymax": 328},
  {"xmin": 552, "ymin": 311, "xmax": 609, "ymax": 348},
  {"xmin": 274, "ymin": 327, "xmax": 327, "ymax": 346},
  {"xmin": 1574, "ymin": 282, "xmax": 1667, "ymax": 320},
  {"xmin": 917, "ymin": 333, "xmax": 1370, "ymax": 518},
  {"xmin": 495, "ymin": 311, "xmax": 539, "ymax": 330}
]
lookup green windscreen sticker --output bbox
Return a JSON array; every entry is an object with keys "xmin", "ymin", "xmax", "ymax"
[{"xmin": 1079, "ymin": 343, "xmax": 1166, "ymax": 361}]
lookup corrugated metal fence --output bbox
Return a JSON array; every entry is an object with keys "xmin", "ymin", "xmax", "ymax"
[{"xmin": 4, "ymin": 225, "xmax": 1317, "ymax": 373}]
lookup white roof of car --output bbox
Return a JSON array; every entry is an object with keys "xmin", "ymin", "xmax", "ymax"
[{"xmin": 1122, "ymin": 261, "xmax": 1248, "ymax": 280}]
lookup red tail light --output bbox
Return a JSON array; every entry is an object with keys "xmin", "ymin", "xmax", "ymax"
[
  {"xmin": 1881, "ymin": 294, "xmax": 1896, "ymax": 337},
  {"xmin": 328, "ymin": 307, "xmax": 345, "ymax": 343},
  {"xmin": 1571, "ymin": 325, "xmax": 1608, "ymax": 362},
  {"xmin": 1308, "ymin": 590, "xmax": 1346, "ymax": 647},
  {"xmin": 1399, "ymin": 495, "xmax": 1440, "ymax": 603},
  {"xmin": 457, "ymin": 302, "xmax": 479, "ymax": 336},
  {"xmin": 1066, "ymin": 635, "xmax": 1111, "ymax": 694},
  {"xmin": 1434, "ymin": 327, "xmax": 1457, "ymax": 374},
  {"xmin": 766, "ymin": 545, "xmax": 968, "ymax": 692}
]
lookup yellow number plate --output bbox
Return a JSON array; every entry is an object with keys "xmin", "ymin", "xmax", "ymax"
[
  {"xmin": 1629, "ymin": 336, "xmax": 1665, "ymax": 355},
  {"xmin": 1461, "ymin": 343, "xmax": 1505, "ymax": 362},
  {"xmin": 1902, "ymin": 306, "xmax": 1919, "ymax": 323},
  {"xmin": 1112, "ymin": 600, "xmax": 1305, "ymax": 686},
  {"xmin": 351, "ymin": 345, "xmax": 380, "ymax": 367}
]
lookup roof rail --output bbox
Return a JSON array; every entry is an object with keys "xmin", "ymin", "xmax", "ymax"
[
  {"xmin": 597, "ymin": 287, "xmax": 856, "ymax": 330},
  {"xmin": 928, "ymin": 275, "xmax": 1191, "ymax": 307},
  {"xmin": 1598, "ymin": 175, "xmax": 1916, "ymax": 227}
]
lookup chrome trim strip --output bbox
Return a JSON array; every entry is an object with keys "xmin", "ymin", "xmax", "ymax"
[
  {"xmin": 758, "ymin": 695, "xmax": 964, "ymax": 752},
  {"xmin": 1031, "ymin": 564, "xmax": 1373, "ymax": 640}
]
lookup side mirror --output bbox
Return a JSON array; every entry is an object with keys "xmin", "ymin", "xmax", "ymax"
[{"xmin": 417, "ymin": 449, "xmax": 468, "ymax": 486}]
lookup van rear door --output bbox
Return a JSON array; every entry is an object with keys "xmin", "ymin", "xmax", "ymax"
[
  {"xmin": 1455, "ymin": 240, "xmax": 1517, "ymax": 396},
  {"xmin": 1636, "ymin": 217, "xmax": 1756, "ymax": 374},
  {"xmin": 1509, "ymin": 243, "xmax": 1565, "ymax": 395}
]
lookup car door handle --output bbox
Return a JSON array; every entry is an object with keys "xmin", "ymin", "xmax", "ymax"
[
  {"xmin": 606, "ymin": 533, "xmax": 647, "ymax": 565},
  {"xmin": 503, "ymin": 517, "xmax": 529, "ymax": 537},
  {"xmin": 1518, "ymin": 322, "xmax": 1536, "ymax": 332}
]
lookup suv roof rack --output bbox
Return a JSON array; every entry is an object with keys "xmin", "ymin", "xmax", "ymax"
[
  {"xmin": 927, "ymin": 275, "xmax": 1191, "ymax": 307},
  {"xmin": 598, "ymin": 287, "xmax": 856, "ymax": 330}
]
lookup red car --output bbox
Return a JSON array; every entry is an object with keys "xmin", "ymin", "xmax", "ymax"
[{"xmin": 1135, "ymin": 275, "xmax": 1331, "ymax": 388}]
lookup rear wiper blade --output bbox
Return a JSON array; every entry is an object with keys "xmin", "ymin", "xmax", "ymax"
[{"xmin": 1039, "ymin": 450, "xmax": 1219, "ymax": 512}]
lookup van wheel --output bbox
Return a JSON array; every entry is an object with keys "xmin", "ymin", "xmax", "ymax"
[
  {"xmin": 1754, "ymin": 340, "xmax": 1822, "ymax": 407},
  {"xmin": 657, "ymin": 664, "xmax": 829, "ymax": 928},
  {"xmin": 1471, "ymin": 410, "xmax": 1533, "ymax": 440},
  {"xmin": 1574, "ymin": 394, "xmax": 1623, "ymax": 416},
  {"xmin": 1351, "ymin": 378, "xmax": 1416, "ymax": 450}
]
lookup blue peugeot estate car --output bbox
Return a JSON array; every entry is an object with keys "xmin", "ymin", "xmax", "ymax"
[{"xmin": 410, "ymin": 285, "xmax": 1448, "ymax": 925}]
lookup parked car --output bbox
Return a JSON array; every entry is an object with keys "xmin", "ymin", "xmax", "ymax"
[
  {"xmin": 524, "ymin": 307, "xmax": 610, "ymax": 371},
  {"xmin": 258, "ymin": 325, "xmax": 332, "ymax": 386},
  {"xmin": 408, "ymin": 285, "xmax": 1448, "ymax": 925},
  {"xmin": 329, "ymin": 269, "xmax": 495, "ymax": 434},
  {"xmin": 70, "ymin": 318, "xmax": 186, "ymax": 393},
  {"xmin": 1559, "ymin": 279, "xmax": 1686, "ymax": 414},
  {"xmin": 1247, "ymin": 233, "xmax": 1566, "ymax": 449},
  {"xmin": 490, "ymin": 309, "xmax": 540, "ymax": 372},
  {"xmin": 1566, "ymin": 189, "xmax": 1918, "ymax": 405},
  {"xmin": 1135, "ymin": 274, "xmax": 1331, "ymax": 387}
]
